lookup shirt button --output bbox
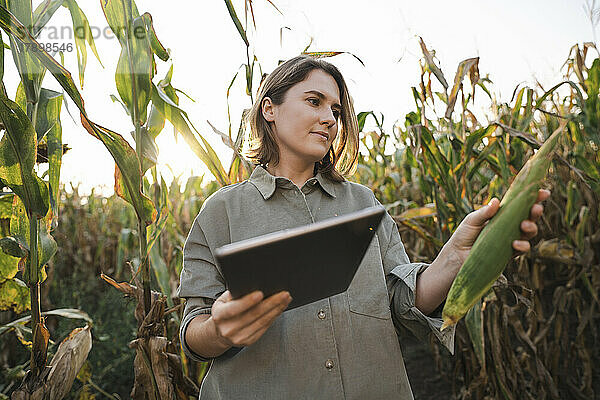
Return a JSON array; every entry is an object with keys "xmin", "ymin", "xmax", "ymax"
[
  {"xmin": 317, "ymin": 309, "xmax": 326, "ymax": 319},
  {"xmin": 325, "ymin": 359, "xmax": 334, "ymax": 370}
]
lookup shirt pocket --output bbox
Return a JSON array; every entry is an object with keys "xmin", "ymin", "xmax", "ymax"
[{"xmin": 347, "ymin": 238, "xmax": 392, "ymax": 320}]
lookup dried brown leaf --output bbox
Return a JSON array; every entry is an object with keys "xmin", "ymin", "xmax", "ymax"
[{"xmin": 46, "ymin": 325, "xmax": 92, "ymax": 400}]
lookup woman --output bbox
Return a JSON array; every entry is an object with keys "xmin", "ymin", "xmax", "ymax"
[{"xmin": 177, "ymin": 55, "xmax": 548, "ymax": 399}]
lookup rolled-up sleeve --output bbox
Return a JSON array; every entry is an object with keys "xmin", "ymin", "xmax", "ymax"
[
  {"xmin": 375, "ymin": 196, "xmax": 456, "ymax": 354},
  {"xmin": 179, "ymin": 297, "xmax": 215, "ymax": 362},
  {"xmin": 177, "ymin": 207, "xmax": 244, "ymax": 362},
  {"xmin": 177, "ymin": 210, "xmax": 225, "ymax": 362}
]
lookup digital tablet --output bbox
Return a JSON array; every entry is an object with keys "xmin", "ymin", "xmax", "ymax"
[{"xmin": 213, "ymin": 205, "xmax": 386, "ymax": 311}]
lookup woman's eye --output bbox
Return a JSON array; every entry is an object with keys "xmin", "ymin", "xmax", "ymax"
[{"xmin": 308, "ymin": 98, "xmax": 319, "ymax": 105}]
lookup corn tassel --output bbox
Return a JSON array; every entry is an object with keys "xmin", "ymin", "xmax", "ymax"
[{"xmin": 441, "ymin": 122, "xmax": 566, "ymax": 330}]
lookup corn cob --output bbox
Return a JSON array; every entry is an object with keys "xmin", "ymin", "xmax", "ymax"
[{"xmin": 441, "ymin": 122, "xmax": 566, "ymax": 330}]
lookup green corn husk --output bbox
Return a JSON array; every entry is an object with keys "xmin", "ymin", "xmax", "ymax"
[{"xmin": 441, "ymin": 123, "xmax": 566, "ymax": 330}]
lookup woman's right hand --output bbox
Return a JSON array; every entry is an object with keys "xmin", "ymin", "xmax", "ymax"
[{"xmin": 210, "ymin": 290, "xmax": 292, "ymax": 347}]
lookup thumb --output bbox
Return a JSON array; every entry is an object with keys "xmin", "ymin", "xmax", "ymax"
[
  {"xmin": 215, "ymin": 290, "xmax": 232, "ymax": 304},
  {"xmin": 465, "ymin": 198, "xmax": 500, "ymax": 227}
]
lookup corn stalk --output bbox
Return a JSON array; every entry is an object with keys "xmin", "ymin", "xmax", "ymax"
[{"xmin": 0, "ymin": 0, "xmax": 100, "ymax": 397}]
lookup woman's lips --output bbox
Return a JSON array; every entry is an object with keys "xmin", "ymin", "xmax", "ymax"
[{"xmin": 311, "ymin": 131, "xmax": 328, "ymax": 140}]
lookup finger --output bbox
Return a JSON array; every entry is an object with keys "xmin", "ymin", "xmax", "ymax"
[
  {"xmin": 520, "ymin": 220, "xmax": 538, "ymax": 240},
  {"xmin": 230, "ymin": 291, "xmax": 292, "ymax": 329},
  {"xmin": 214, "ymin": 290, "xmax": 232, "ymax": 305},
  {"xmin": 529, "ymin": 203, "xmax": 544, "ymax": 221},
  {"xmin": 242, "ymin": 325, "xmax": 270, "ymax": 346},
  {"xmin": 465, "ymin": 198, "xmax": 500, "ymax": 227},
  {"xmin": 234, "ymin": 294, "xmax": 292, "ymax": 346},
  {"xmin": 214, "ymin": 290, "xmax": 264, "ymax": 320},
  {"xmin": 536, "ymin": 189, "xmax": 551, "ymax": 203},
  {"xmin": 512, "ymin": 240, "xmax": 530, "ymax": 253}
]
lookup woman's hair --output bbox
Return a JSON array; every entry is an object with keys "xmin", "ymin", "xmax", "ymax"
[{"xmin": 244, "ymin": 55, "xmax": 359, "ymax": 182}]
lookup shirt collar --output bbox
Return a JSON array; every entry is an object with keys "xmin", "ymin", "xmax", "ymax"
[{"xmin": 249, "ymin": 165, "xmax": 337, "ymax": 200}]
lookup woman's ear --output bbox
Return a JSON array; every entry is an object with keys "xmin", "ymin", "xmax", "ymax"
[{"xmin": 261, "ymin": 97, "xmax": 276, "ymax": 122}]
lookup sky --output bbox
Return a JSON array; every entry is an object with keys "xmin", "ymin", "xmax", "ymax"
[{"xmin": 3, "ymin": 0, "xmax": 594, "ymax": 195}]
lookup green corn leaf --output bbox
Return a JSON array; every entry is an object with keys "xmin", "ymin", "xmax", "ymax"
[
  {"xmin": 32, "ymin": 0, "xmax": 64, "ymax": 37},
  {"xmin": 397, "ymin": 217, "xmax": 444, "ymax": 248},
  {"xmin": 0, "ymin": 278, "xmax": 30, "ymax": 313},
  {"xmin": 147, "ymin": 178, "xmax": 170, "ymax": 302},
  {"xmin": 149, "ymin": 243, "xmax": 171, "ymax": 306},
  {"xmin": 0, "ymin": 5, "xmax": 156, "ymax": 227},
  {"xmin": 102, "ymin": 0, "xmax": 152, "ymax": 125},
  {"xmin": 0, "ymin": 308, "xmax": 92, "ymax": 335},
  {"xmin": 0, "ymin": 4, "xmax": 86, "ymax": 114},
  {"xmin": 476, "ymin": 79, "xmax": 493, "ymax": 101},
  {"xmin": 92, "ymin": 123, "xmax": 156, "ymax": 226},
  {"xmin": 0, "ymin": 89, "xmax": 49, "ymax": 219},
  {"xmin": 564, "ymin": 181, "xmax": 579, "ymax": 227},
  {"xmin": 110, "ymin": 94, "xmax": 130, "ymax": 116},
  {"xmin": 14, "ymin": 85, "xmax": 65, "ymax": 228},
  {"xmin": 454, "ymin": 125, "xmax": 497, "ymax": 176},
  {"xmin": 114, "ymin": 15, "xmax": 152, "ymax": 126},
  {"xmin": 224, "ymin": 0, "xmax": 249, "ymax": 47},
  {"xmin": 146, "ymin": 104, "xmax": 165, "ymax": 138},
  {"xmin": 510, "ymin": 86, "xmax": 525, "ymax": 126},
  {"xmin": 139, "ymin": 127, "xmax": 158, "ymax": 172},
  {"xmin": 0, "ymin": 236, "xmax": 28, "ymax": 258},
  {"xmin": 151, "ymin": 84, "xmax": 229, "ymax": 186},
  {"xmin": 11, "ymin": 197, "xmax": 55, "ymax": 284},
  {"xmin": 575, "ymin": 206, "xmax": 590, "ymax": 252},
  {"xmin": 44, "ymin": 91, "xmax": 62, "ymax": 227},
  {"xmin": 467, "ymin": 137, "xmax": 500, "ymax": 181},
  {"xmin": 465, "ymin": 299, "xmax": 485, "ymax": 371},
  {"xmin": 101, "ymin": 0, "xmax": 141, "ymax": 46},
  {"xmin": 495, "ymin": 139, "xmax": 511, "ymax": 181},
  {"xmin": 419, "ymin": 125, "xmax": 450, "ymax": 178},
  {"xmin": 37, "ymin": 215, "xmax": 56, "ymax": 272},
  {"xmin": 518, "ymin": 88, "xmax": 534, "ymax": 131},
  {"xmin": 418, "ymin": 125, "xmax": 464, "ymax": 215},
  {"xmin": 140, "ymin": 12, "xmax": 168, "ymax": 61},
  {"xmin": 226, "ymin": 70, "xmax": 239, "ymax": 138},
  {"xmin": 158, "ymin": 63, "xmax": 177, "ymax": 98},
  {"xmin": 0, "ymin": 251, "xmax": 18, "ymax": 282},
  {"xmin": 63, "ymin": 0, "xmax": 103, "ymax": 88},
  {"xmin": 9, "ymin": 196, "xmax": 28, "ymax": 246},
  {"xmin": 536, "ymin": 81, "xmax": 584, "ymax": 114},
  {"xmin": 16, "ymin": 85, "xmax": 62, "ymax": 144},
  {"xmin": 228, "ymin": 154, "xmax": 242, "ymax": 183},
  {"xmin": 0, "ymin": 24, "xmax": 4, "ymax": 81},
  {"xmin": 0, "ymin": 193, "xmax": 12, "ymax": 218},
  {"xmin": 357, "ymin": 111, "xmax": 374, "ymax": 132},
  {"xmin": 6, "ymin": 0, "xmax": 45, "ymax": 105},
  {"xmin": 574, "ymin": 155, "xmax": 600, "ymax": 182}
]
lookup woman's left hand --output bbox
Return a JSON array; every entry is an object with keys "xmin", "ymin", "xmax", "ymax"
[{"xmin": 448, "ymin": 189, "xmax": 551, "ymax": 265}]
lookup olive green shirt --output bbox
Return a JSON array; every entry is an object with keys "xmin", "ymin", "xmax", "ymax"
[{"xmin": 177, "ymin": 165, "xmax": 455, "ymax": 400}]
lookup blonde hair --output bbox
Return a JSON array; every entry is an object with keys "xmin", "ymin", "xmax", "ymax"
[{"xmin": 244, "ymin": 55, "xmax": 359, "ymax": 182}]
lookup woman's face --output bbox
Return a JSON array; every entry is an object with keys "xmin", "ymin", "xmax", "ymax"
[{"xmin": 262, "ymin": 69, "xmax": 341, "ymax": 167}]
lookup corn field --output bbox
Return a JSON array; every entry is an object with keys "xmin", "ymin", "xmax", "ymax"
[{"xmin": 0, "ymin": 0, "xmax": 599, "ymax": 399}]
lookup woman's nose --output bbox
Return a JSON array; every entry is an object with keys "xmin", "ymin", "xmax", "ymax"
[{"xmin": 320, "ymin": 108, "xmax": 336, "ymax": 127}]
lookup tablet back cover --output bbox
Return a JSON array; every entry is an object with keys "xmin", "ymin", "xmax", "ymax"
[{"xmin": 214, "ymin": 206, "xmax": 385, "ymax": 311}]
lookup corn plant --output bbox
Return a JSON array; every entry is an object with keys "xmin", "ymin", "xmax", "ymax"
[
  {"xmin": 357, "ymin": 38, "xmax": 599, "ymax": 399},
  {"xmin": 0, "ymin": 0, "xmax": 102, "ymax": 397}
]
